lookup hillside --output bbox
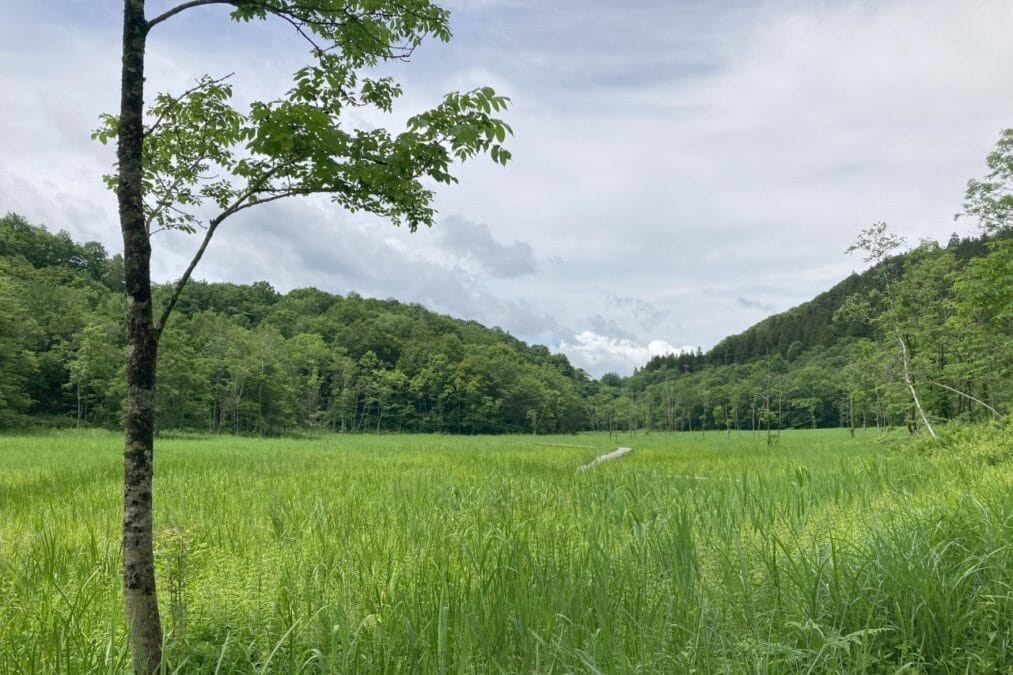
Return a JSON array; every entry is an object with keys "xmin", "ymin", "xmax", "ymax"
[
  {"xmin": 642, "ymin": 233, "xmax": 998, "ymax": 372},
  {"xmin": 0, "ymin": 213, "xmax": 590, "ymax": 434},
  {"xmin": 623, "ymin": 229, "xmax": 1010, "ymax": 433},
  {"xmin": 2, "ymin": 212, "xmax": 1009, "ymax": 435}
]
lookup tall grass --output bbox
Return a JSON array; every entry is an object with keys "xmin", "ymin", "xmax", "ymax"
[{"xmin": 1, "ymin": 429, "xmax": 1009, "ymax": 672}]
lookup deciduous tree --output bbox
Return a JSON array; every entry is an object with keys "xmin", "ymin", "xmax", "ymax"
[{"xmin": 101, "ymin": 2, "xmax": 510, "ymax": 670}]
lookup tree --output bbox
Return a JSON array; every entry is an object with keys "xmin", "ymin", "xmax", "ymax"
[
  {"xmin": 951, "ymin": 128, "xmax": 1013, "ymax": 417},
  {"xmin": 154, "ymin": 322, "xmax": 214, "ymax": 430},
  {"xmin": 846, "ymin": 223, "xmax": 937, "ymax": 438},
  {"xmin": 960, "ymin": 128, "xmax": 1013, "ymax": 234},
  {"xmin": 67, "ymin": 319, "xmax": 125, "ymax": 427},
  {"xmin": 101, "ymin": 2, "xmax": 511, "ymax": 670},
  {"xmin": 285, "ymin": 332, "xmax": 330, "ymax": 427}
]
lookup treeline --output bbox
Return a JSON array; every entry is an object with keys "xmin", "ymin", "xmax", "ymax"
[
  {"xmin": 0, "ymin": 213, "xmax": 591, "ymax": 434},
  {"xmin": 621, "ymin": 229, "xmax": 1011, "ymax": 436},
  {"xmin": 2, "ymin": 211, "xmax": 1009, "ymax": 437}
]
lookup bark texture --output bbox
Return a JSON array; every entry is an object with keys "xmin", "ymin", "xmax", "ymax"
[{"xmin": 118, "ymin": 1, "xmax": 164, "ymax": 671}]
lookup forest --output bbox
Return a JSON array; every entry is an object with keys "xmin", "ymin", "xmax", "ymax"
[{"xmin": 2, "ymin": 207, "xmax": 1009, "ymax": 437}]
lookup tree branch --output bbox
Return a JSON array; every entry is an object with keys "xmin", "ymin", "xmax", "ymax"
[
  {"xmin": 898, "ymin": 333, "xmax": 937, "ymax": 439},
  {"xmin": 149, "ymin": 0, "xmax": 419, "ymax": 60},
  {"xmin": 927, "ymin": 380, "xmax": 1002, "ymax": 418},
  {"xmin": 145, "ymin": 73, "xmax": 234, "ymax": 137},
  {"xmin": 154, "ymin": 160, "xmax": 301, "ymax": 337},
  {"xmin": 264, "ymin": 7, "xmax": 325, "ymax": 53},
  {"xmin": 145, "ymin": 155, "xmax": 209, "ymax": 233},
  {"xmin": 154, "ymin": 214, "xmax": 222, "ymax": 340},
  {"xmin": 148, "ymin": 0, "xmax": 237, "ymax": 29}
]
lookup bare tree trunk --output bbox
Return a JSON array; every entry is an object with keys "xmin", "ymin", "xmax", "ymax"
[
  {"xmin": 118, "ymin": 2, "xmax": 163, "ymax": 672},
  {"xmin": 872, "ymin": 391, "xmax": 878, "ymax": 428},
  {"xmin": 848, "ymin": 391, "xmax": 855, "ymax": 437},
  {"xmin": 777, "ymin": 391, "xmax": 783, "ymax": 444},
  {"xmin": 928, "ymin": 380, "xmax": 1001, "ymax": 419},
  {"xmin": 898, "ymin": 334, "xmax": 936, "ymax": 439}
]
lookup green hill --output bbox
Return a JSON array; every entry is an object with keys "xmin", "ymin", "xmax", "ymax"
[
  {"xmin": 0, "ymin": 212, "xmax": 589, "ymax": 434},
  {"xmin": 2, "ymin": 211, "xmax": 1009, "ymax": 435}
]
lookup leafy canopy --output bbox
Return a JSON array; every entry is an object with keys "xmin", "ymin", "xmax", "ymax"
[
  {"xmin": 960, "ymin": 128, "xmax": 1013, "ymax": 234},
  {"xmin": 93, "ymin": 0, "xmax": 511, "ymax": 235}
]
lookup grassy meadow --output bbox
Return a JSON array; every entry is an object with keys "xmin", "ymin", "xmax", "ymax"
[{"xmin": 1, "ymin": 429, "xmax": 1011, "ymax": 673}]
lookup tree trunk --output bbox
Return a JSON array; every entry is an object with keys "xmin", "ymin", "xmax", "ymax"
[
  {"xmin": 848, "ymin": 392, "xmax": 855, "ymax": 437},
  {"xmin": 118, "ymin": 1, "xmax": 163, "ymax": 672},
  {"xmin": 928, "ymin": 379, "xmax": 1001, "ymax": 419},
  {"xmin": 897, "ymin": 334, "xmax": 936, "ymax": 439}
]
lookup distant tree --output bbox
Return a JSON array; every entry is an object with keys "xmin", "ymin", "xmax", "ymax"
[
  {"xmin": 154, "ymin": 323, "xmax": 213, "ymax": 429},
  {"xmin": 956, "ymin": 129, "xmax": 1012, "ymax": 328},
  {"xmin": 100, "ymin": 1, "xmax": 511, "ymax": 669},
  {"xmin": 945, "ymin": 256, "xmax": 1011, "ymax": 417},
  {"xmin": 286, "ymin": 333, "xmax": 330, "ymax": 427},
  {"xmin": 0, "ymin": 274, "xmax": 39, "ymax": 426},
  {"xmin": 67, "ymin": 319, "xmax": 124, "ymax": 427},
  {"xmin": 599, "ymin": 371, "xmax": 624, "ymax": 388},
  {"xmin": 712, "ymin": 405, "xmax": 726, "ymax": 436}
]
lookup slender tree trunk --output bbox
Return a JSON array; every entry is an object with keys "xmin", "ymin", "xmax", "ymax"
[
  {"xmin": 928, "ymin": 379, "xmax": 1001, "ymax": 419},
  {"xmin": 848, "ymin": 392, "xmax": 855, "ymax": 437},
  {"xmin": 777, "ymin": 392, "xmax": 783, "ymax": 443},
  {"xmin": 118, "ymin": 2, "xmax": 163, "ymax": 672},
  {"xmin": 77, "ymin": 383, "xmax": 83, "ymax": 427},
  {"xmin": 897, "ymin": 334, "xmax": 936, "ymax": 439},
  {"xmin": 872, "ymin": 389, "xmax": 879, "ymax": 428}
]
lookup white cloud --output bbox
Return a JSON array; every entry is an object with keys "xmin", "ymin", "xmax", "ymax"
[{"xmin": 558, "ymin": 331, "xmax": 693, "ymax": 378}]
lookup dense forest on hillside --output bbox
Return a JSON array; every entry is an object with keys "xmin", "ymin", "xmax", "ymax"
[
  {"xmin": 631, "ymin": 227, "xmax": 1011, "ymax": 434},
  {"xmin": 0, "ymin": 213, "xmax": 592, "ymax": 434},
  {"xmin": 1, "ymin": 209, "xmax": 1010, "ymax": 436}
]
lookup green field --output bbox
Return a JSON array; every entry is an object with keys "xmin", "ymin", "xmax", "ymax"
[{"xmin": 1, "ymin": 430, "xmax": 1010, "ymax": 673}]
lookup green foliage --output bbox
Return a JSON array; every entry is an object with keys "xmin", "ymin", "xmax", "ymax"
[
  {"xmin": 0, "ymin": 215, "xmax": 587, "ymax": 434},
  {"xmin": 631, "ymin": 224, "xmax": 1011, "ymax": 433},
  {"xmin": 0, "ymin": 201, "xmax": 1009, "ymax": 434},
  {"xmin": 0, "ymin": 216, "xmax": 128, "ymax": 429},
  {"xmin": 0, "ymin": 212, "xmax": 118, "ymax": 286},
  {"xmin": 0, "ymin": 274, "xmax": 40, "ymax": 424},
  {"xmin": 67, "ymin": 319, "xmax": 125, "ymax": 426},
  {"xmin": 960, "ymin": 128, "xmax": 1013, "ymax": 234},
  {"xmin": 953, "ymin": 237, "xmax": 1013, "ymax": 329},
  {"xmin": 910, "ymin": 417, "xmax": 1013, "ymax": 466},
  {"xmin": 93, "ymin": 2, "xmax": 512, "ymax": 235}
]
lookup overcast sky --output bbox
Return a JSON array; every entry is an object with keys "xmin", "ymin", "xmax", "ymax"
[{"xmin": 2, "ymin": 1, "xmax": 1011, "ymax": 376}]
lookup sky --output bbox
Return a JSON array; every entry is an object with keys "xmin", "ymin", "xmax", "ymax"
[{"xmin": 2, "ymin": 0, "xmax": 1012, "ymax": 377}]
